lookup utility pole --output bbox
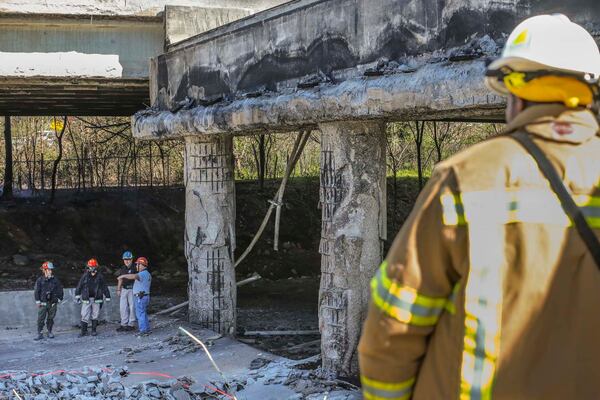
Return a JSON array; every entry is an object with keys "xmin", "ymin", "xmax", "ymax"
[{"xmin": 2, "ymin": 116, "xmax": 13, "ymax": 200}]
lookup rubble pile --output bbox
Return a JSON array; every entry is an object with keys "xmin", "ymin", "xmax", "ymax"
[
  {"xmin": 162, "ymin": 331, "xmax": 222, "ymax": 354},
  {"xmin": 0, "ymin": 367, "xmax": 232, "ymax": 400},
  {"xmin": 232, "ymin": 356, "xmax": 361, "ymax": 400}
]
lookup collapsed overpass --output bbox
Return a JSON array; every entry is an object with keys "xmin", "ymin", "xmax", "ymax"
[{"xmin": 130, "ymin": 0, "xmax": 600, "ymax": 376}]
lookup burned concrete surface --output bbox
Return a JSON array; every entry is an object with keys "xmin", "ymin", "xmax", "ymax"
[
  {"xmin": 318, "ymin": 121, "xmax": 387, "ymax": 376},
  {"xmin": 134, "ymin": 58, "xmax": 504, "ymax": 138},
  {"xmin": 184, "ymin": 136, "xmax": 237, "ymax": 335}
]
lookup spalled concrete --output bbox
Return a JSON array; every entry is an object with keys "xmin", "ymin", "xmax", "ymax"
[
  {"xmin": 133, "ymin": 59, "xmax": 505, "ymax": 138},
  {"xmin": 184, "ymin": 135, "xmax": 237, "ymax": 335},
  {"xmin": 318, "ymin": 121, "xmax": 386, "ymax": 376},
  {"xmin": 0, "ymin": 286, "xmax": 120, "ymax": 329}
]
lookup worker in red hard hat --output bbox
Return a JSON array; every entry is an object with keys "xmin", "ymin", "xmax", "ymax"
[
  {"xmin": 33, "ymin": 261, "xmax": 64, "ymax": 341},
  {"xmin": 117, "ymin": 256, "xmax": 152, "ymax": 336},
  {"xmin": 75, "ymin": 258, "xmax": 111, "ymax": 337}
]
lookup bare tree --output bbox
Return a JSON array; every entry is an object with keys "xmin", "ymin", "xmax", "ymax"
[
  {"xmin": 252, "ymin": 134, "xmax": 274, "ymax": 189},
  {"xmin": 386, "ymin": 123, "xmax": 410, "ymax": 232},
  {"xmin": 408, "ymin": 121, "xmax": 426, "ymax": 190},
  {"xmin": 2, "ymin": 116, "xmax": 13, "ymax": 200},
  {"xmin": 49, "ymin": 116, "xmax": 67, "ymax": 203},
  {"xmin": 430, "ymin": 121, "xmax": 454, "ymax": 163}
]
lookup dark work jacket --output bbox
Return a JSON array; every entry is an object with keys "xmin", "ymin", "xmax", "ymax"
[
  {"xmin": 118, "ymin": 265, "xmax": 137, "ymax": 289},
  {"xmin": 75, "ymin": 271, "xmax": 111, "ymax": 301},
  {"xmin": 34, "ymin": 276, "xmax": 64, "ymax": 304}
]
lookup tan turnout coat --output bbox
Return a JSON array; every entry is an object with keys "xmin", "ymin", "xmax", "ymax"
[{"xmin": 358, "ymin": 104, "xmax": 600, "ymax": 400}]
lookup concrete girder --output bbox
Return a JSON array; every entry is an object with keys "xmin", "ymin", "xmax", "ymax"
[
  {"xmin": 318, "ymin": 121, "xmax": 387, "ymax": 376},
  {"xmin": 132, "ymin": 60, "xmax": 505, "ymax": 139},
  {"xmin": 133, "ymin": 0, "xmax": 600, "ymax": 134},
  {"xmin": 184, "ymin": 135, "xmax": 237, "ymax": 335}
]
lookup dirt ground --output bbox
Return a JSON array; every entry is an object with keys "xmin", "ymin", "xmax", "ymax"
[
  {"xmin": 0, "ymin": 315, "xmax": 360, "ymax": 399},
  {"xmin": 0, "ymin": 177, "xmax": 421, "ymax": 397},
  {"xmin": 147, "ymin": 277, "xmax": 320, "ymax": 361}
]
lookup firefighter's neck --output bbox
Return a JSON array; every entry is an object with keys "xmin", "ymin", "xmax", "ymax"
[{"xmin": 44, "ymin": 271, "xmax": 53, "ymax": 278}]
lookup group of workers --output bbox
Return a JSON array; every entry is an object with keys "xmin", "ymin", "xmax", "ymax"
[{"xmin": 33, "ymin": 251, "xmax": 152, "ymax": 340}]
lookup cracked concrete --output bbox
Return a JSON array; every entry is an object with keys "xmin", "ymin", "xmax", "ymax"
[
  {"xmin": 318, "ymin": 121, "xmax": 386, "ymax": 376},
  {"xmin": 184, "ymin": 135, "xmax": 236, "ymax": 335}
]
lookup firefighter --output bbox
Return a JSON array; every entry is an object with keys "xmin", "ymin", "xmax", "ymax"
[
  {"xmin": 116, "ymin": 251, "xmax": 137, "ymax": 332},
  {"xmin": 117, "ymin": 257, "xmax": 152, "ymax": 336},
  {"xmin": 33, "ymin": 261, "xmax": 64, "ymax": 340},
  {"xmin": 75, "ymin": 258, "xmax": 111, "ymax": 337},
  {"xmin": 358, "ymin": 14, "xmax": 600, "ymax": 400}
]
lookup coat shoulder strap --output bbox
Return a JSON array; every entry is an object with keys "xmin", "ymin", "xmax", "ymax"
[{"xmin": 511, "ymin": 131, "xmax": 600, "ymax": 269}]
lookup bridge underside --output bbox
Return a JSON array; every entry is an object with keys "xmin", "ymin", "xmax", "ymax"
[{"xmin": 0, "ymin": 77, "xmax": 149, "ymax": 116}]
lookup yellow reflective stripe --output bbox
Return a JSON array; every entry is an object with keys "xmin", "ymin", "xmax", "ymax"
[
  {"xmin": 459, "ymin": 212, "xmax": 504, "ymax": 400},
  {"xmin": 361, "ymin": 375, "xmax": 415, "ymax": 400},
  {"xmin": 441, "ymin": 190, "xmax": 600, "ymax": 228},
  {"xmin": 379, "ymin": 263, "xmax": 447, "ymax": 309},
  {"xmin": 370, "ymin": 262, "xmax": 458, "ymax": 326},
  {"xmin": 441, "ymin": 193, "xmax": 466, "ymax": 226},
  {"xmin": 574, "ymin": 194, "xmax": 600, "ymax": 208}
]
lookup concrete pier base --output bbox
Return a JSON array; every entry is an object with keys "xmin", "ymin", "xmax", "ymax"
[
  {"xmin": 318, "ymin": 121, "xmax": 387, "ymax": 376},
  {"xmin": 184, "ymin": 135, "xmax": 236, "ymax": 335}
]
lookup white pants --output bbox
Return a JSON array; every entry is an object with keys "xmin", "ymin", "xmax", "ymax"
[
  {"xmin": 120, "ymin": 288, "xmax": 137, "ymax": 326},
  {"xmin": 81, "ymin": 298, "xmax": 101, "ymax": 323}
]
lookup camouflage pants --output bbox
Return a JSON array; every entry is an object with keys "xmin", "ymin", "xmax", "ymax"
[{"xmin": 37, "ymin": 302, "xmax": 58, "ymax": 333}]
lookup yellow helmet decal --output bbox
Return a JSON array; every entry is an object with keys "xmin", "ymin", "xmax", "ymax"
[
  {"xmin": 504, "ymin": 74, "xmax": 594, "ymax": 108},
  {"xmin": 512, "ymin": 29, "xmax": 529, "ymax": 46}
]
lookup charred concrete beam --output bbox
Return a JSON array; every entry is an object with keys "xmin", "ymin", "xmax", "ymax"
[
  {"xmin": 132, "ymin": 59, "xmax": 505, "ymax": 138},
  {"xmin": 318, "ymin": 121, "xmax": 387, "ymax": 376},
  {"xmin": 133, "ymin": 0, "xmax": 600, "ymax": 135}
]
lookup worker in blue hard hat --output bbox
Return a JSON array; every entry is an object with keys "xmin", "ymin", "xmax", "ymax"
[{"xmin": 116, "ymin": 250, "xmax": 137, "ymax": 332}]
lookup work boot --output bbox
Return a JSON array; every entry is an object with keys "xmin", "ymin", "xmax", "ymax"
[
  {"xmin": 91, "ymin": 320, "xmax": 98, "ymax": 336},
  {"xmin": 116, "ymin": 325, "xmax": 127, "ymax": 332},
  {"xmin": 47, "ymin": 332, "xmax": 55, "ymax": 339},
  {"xmin": 79, "ymin": 321, "xmax": 88, "ymax": 337},
  {"xmin": 126, "ymin": 326, "xmax": 136, "ymax": 332},
  {"xmin": 34, "ymin": 332, "xmax": 43, "ymax": 341}
]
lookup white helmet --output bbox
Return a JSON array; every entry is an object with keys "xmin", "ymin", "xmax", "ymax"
[{"xmin": 486, "ymin": 14, "xmax": 600, "ymax": 96}]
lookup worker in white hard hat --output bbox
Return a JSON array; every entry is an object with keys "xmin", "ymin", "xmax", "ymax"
[{"xmin": 358, "ymin": 14, "xmax": 600, "ymax": 399}]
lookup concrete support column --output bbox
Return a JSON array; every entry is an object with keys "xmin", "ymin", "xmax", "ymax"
[
  {"xmin": 184, "ymin": 135, "xmax": 236, "ymax": 335},
  {"xmin": 318, "ymin": 121, "xmax": 387, "ymax": 377}
]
